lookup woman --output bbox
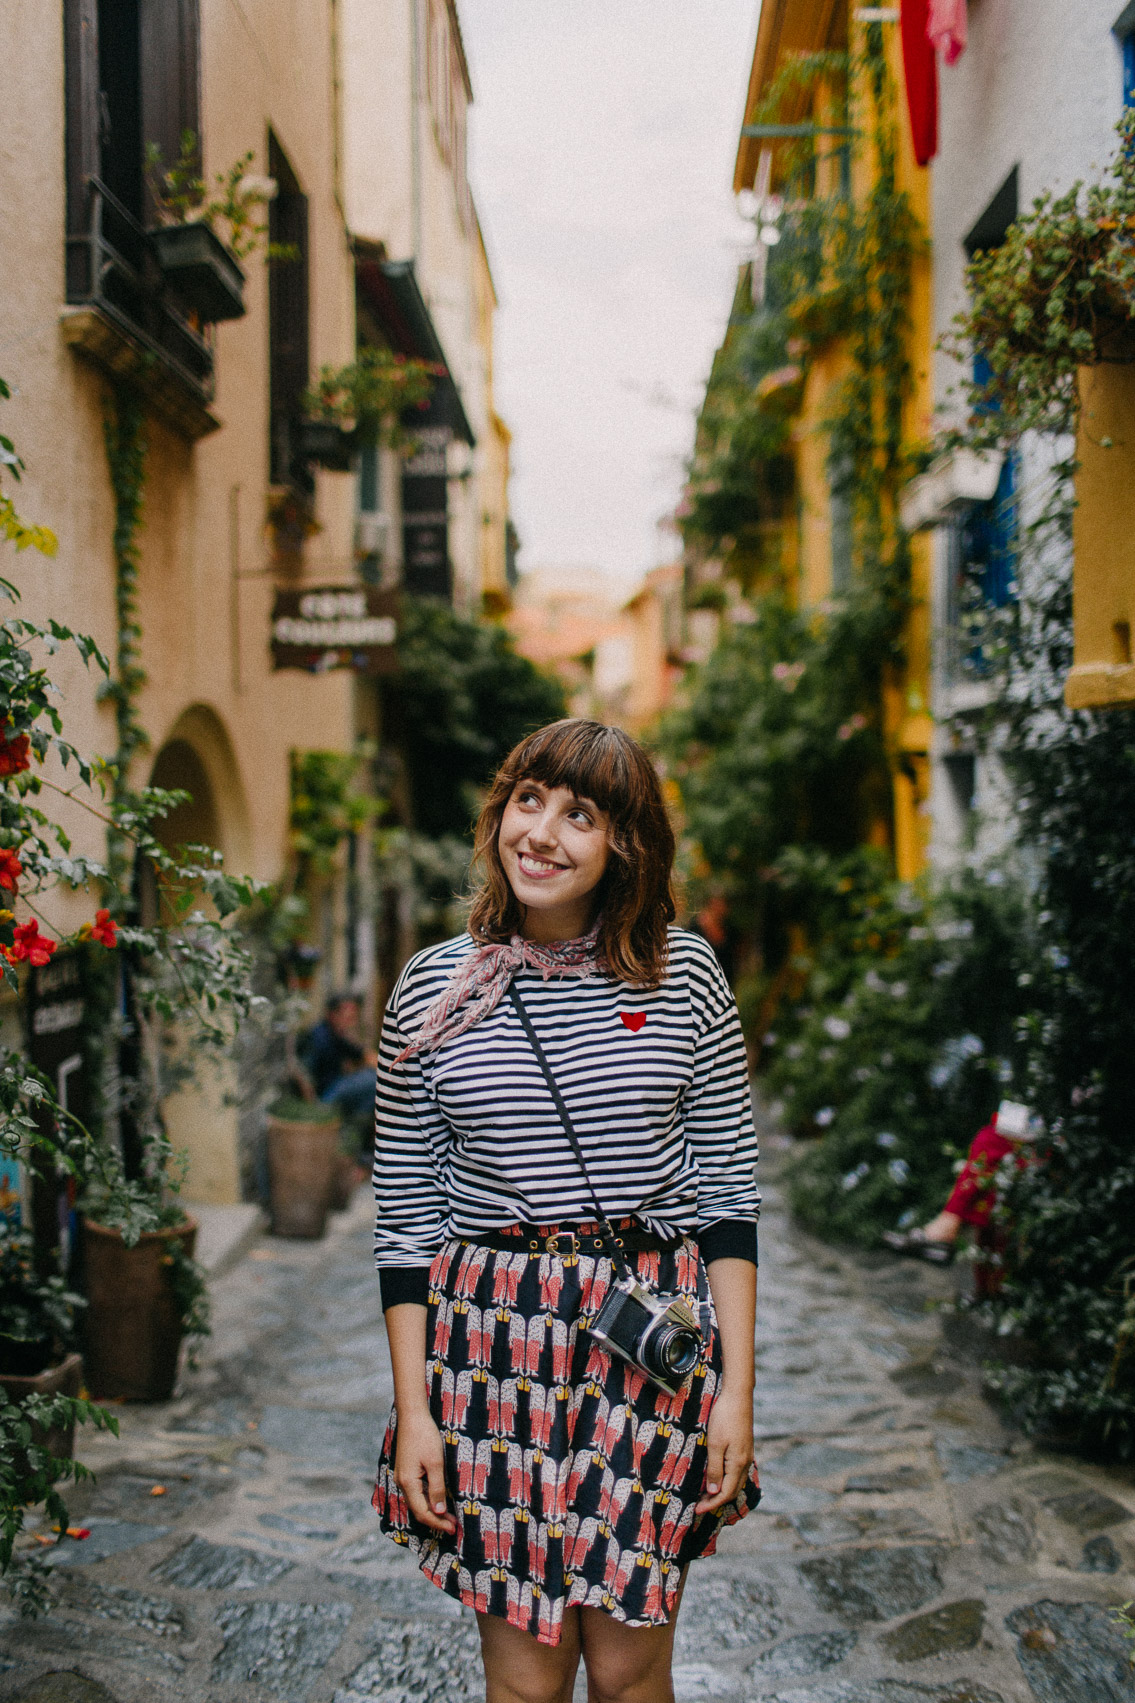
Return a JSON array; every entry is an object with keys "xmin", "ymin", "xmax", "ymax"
[{"xmin": 372, "ymin": 719, "xmax": 760, "ymax": 1703}]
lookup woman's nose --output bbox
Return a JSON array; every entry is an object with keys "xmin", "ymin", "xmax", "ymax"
[{"xmin": 526, "ymin": 810, "xmax": 558, "ymax": 848}]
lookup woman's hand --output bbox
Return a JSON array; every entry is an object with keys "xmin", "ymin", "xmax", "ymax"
[
  {"xmin": 394, "ymin": 1406, "xmax": 456, "ymax": 1535},
  {"xmin": 698, "ymin": 1255, "xmax": 757, "ymax": 1515},
  {"xmin": 696, "ymin": 1381, "xmax": 754, "ymax": 1514},
  {"xmin": 384, "ymin": 1301, "xmax": 456, "ymax": 1536}
]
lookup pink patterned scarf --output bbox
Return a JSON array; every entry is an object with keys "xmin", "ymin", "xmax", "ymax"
[{"xmin": 395, "ymin": 922, "xmax": 606, "ymax": 1062}]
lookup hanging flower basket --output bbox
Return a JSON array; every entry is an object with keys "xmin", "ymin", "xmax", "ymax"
[{"xmin": 150, "ymin": 222, "xmax": 246, "ymax": 323}]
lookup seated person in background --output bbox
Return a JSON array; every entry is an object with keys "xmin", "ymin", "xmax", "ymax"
[
  {"xmin": 299, "ymin": 992, "xmax": 378, "ymax": 1133},
  {"xmin": 883, "ymin": 1099, "xmax": 1039, "ymax": 1264}
]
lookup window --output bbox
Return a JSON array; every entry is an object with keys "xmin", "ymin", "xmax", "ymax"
[
  {"xmin": 63, "ymin": 0, "xmax": 212, "ymax": 411},
  {"xmin": 1116, "ymin": 3, "xmax": 1135, "ymax": 105},
  {"xmin": 424, "ymin": 0, "xmax": 471, "ymax": 229},
  {"xmin": 829, "ymin": 452, "xmax": 853, "ymax": 593},
  {"xmin": 963, "ymin": 166, "xmax": 1018, "ymax": 259},
  {"xmin": 267, "ymin": 133, "xmax": 310, "ymax": 488}
]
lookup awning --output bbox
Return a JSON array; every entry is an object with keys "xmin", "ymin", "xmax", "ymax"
[{"xmin": 354, "ymin": 254, "xmax": 475, "ymax": 446}]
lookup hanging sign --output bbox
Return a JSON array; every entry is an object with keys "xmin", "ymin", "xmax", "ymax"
[
  {"xmin": 402, "ymin": 427, "xmax": 451, "ymax": 600},
  {"xmin": 271, "ymin": 586, "xmax": 399, "ymax": 674}
]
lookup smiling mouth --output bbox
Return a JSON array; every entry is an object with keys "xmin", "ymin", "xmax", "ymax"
[{"xmin": 517, "ymin": 851, "xmax": 568, "ymax": 876}]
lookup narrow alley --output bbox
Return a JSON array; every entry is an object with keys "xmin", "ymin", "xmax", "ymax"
[{"xmin": 1, "ymin": 1128, "xmax": 1132, "ymax": 1703}]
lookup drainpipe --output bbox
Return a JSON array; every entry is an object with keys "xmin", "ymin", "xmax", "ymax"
[{"xmin": 410, "ymin": 0, "xmax": 423, "ymax": 261}]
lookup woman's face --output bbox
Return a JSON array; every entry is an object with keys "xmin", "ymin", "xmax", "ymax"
[{"xmin": 498, "ymin": 778, "xmax": 612, "ymax": 942}]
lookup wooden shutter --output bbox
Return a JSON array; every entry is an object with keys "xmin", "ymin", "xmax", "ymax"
[
  {"xmin": 268, "ymin": 133, "xmax": 310, "ymax": 485},
  {"xmin": 63, "ymin": 0, "xmax": 99, "ymax": 237},
  {"xmin": 140, "ymin": 0, "xmax": 201, "ymax": 219}
]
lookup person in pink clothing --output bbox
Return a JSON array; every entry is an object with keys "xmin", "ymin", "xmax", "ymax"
[{"xmin": 883, "ymin": 1100, "xmax": 1039, "ymax": 1264}]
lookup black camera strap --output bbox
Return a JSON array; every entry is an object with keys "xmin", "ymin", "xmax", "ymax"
[{"xmin": 506, "ymin": 983, "xmax": 630, "ymax": 1275}]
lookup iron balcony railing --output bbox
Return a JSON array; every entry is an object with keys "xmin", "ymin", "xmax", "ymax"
[{"xmin": 65, "ymin": 175, "xmax": 215, "ymax": 402}]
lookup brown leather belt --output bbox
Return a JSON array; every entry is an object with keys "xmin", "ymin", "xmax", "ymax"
[{"xmin": 460, "ymin": 1224, "xmax": 688, "ymax": 1257}]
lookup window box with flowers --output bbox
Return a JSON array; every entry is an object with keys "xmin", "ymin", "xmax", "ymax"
[{"xmin": 144, "ymin": 135, "xmax": 288, "ymax": 325}]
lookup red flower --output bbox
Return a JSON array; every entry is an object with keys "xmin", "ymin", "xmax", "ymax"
[
  {"xmin": 0, "ymin": 849, "xmax": 22, "ymax": 892},
  {"xmin": 89, "ymin": 908, "xmax": 118, "ymax": 948},
  {"xmin": 0, "ymin": 725, "xmax": 31, "ymax": 778},
  {"xmin": 8, "ymin": 920, "xmax": 57, "ymax": 966}
]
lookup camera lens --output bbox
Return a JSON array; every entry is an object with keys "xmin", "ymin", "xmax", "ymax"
[{"xmin": 649, "ymin": 1324, "xmax": 700, "ymax": 1381}]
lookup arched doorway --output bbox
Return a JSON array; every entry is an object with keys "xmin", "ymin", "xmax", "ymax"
[{"xmin": 147, "ymin": 707, "xmax": 253, "ymax": 1207}]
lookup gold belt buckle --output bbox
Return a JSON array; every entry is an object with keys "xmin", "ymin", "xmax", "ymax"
[{"xmin": 546, "ymin": 1231, "xmax": 578, "ymax": 1256}]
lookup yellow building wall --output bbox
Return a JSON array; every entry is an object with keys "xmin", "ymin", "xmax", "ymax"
[
  {"xmin": 767, "ymin": 12, "xmax": 934, "ymax": 879},
  {"xmin": 1066, "ymin": 363, "xmax": 1135, "ymax": 709}
]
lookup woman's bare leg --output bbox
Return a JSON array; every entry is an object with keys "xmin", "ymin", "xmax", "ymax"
[
  {"xmin": 579, "ymin": 1571, "xmax": 688, "ymax": 1703},
  {"xmin": 478, "ymin": 1606, "xmax": 582, "ymax": 1703}
]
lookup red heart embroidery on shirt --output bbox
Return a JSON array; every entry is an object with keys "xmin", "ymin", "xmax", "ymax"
[{"xmin": 620, "ymin": 1012, "xmax": 646, "ymax": 1032}]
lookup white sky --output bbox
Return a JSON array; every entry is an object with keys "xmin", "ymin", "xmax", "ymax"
[{"xmin": 458, "ymin": 0, "xmax": 760, "ymax": 599}]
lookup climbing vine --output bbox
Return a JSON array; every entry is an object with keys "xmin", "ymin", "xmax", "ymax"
[
  {"xmin": 101, "ymin": 386, "xmax": 149, "ymax": 881},
  {"xmin": 666, "ymin": 26, "xmax": 920, "ymax": 987}
]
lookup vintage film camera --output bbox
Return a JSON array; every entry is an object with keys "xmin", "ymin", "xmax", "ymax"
[{"xmin": 589, "ymin": 1271, "xmax": 702, "ymax": 1397}]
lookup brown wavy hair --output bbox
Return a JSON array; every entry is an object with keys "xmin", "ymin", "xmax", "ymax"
[{"xmin": 467, "ymin": 719, "xmax": 676, "ymax": 986}]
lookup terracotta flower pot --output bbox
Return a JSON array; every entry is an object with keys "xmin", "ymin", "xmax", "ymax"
[
  {"xmin": 266, "ymin": 1114, "xmax": 339, "ymax": 1238},
  {"xmin": 80, "ymin": 1218, "xmax": 197, "ymax": 1402},
  {"xmin": 0, "ymin": 1351, "xmax": 84, "ymax": 1460}
]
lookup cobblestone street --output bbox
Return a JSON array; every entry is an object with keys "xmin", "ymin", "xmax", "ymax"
[{"xmin": 2, "ymin": 1139, "xmax": 1133, "ymax": 1703}]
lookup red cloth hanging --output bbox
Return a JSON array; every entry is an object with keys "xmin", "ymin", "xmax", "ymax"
[
  {"xmin": 901, "ymin": 0, "xmax": 938, "ymax": 165},
  {"xmin": 928, "ymin": 0, "xmax": 967, "ymax": 66}
]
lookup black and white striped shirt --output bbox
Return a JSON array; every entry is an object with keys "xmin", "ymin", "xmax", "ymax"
[{"xmin": 372, "ymin": 927, "xmax": 759, "ymax": 1308}]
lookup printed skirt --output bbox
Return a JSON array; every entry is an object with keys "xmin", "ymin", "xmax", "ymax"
[{"xmin": 372, "ymin": 1224, "xmax": 761, "ymax": 1646}]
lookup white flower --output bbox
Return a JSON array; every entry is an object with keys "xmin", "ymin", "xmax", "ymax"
[
  {"xmin": 875, "ymin": 1131, "xmax": 898, "ymax": 1148},
  {"xmin": 815, "ymin": 1107, "xmax": 836, "ymax": 1127},
  {"xmin": 888, "ymin": 1157, "xmax": 911, "ymax": 1184},
  {"xmin": 841, "ymin": 1161, "xmax": 870, "ymax": 1191},
  {"xmin": 823, "ymin": 1016, "xmax": 852, "ymax": 1040},
  {"xmin": 890, "ymin": 981, "xmax": 908, "ymax": 999}
]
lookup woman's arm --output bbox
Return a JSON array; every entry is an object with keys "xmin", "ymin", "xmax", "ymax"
[
  {"xmin": 696, "ymin": 1256, "xmax": 756, "ymax": 1515},
  {"xmin": 385, "ymin": 1302, "xmax": 457, "ymax": 1535}
]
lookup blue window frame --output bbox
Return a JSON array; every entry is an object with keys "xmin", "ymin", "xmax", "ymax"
[{"xmin": 1115, "ymin": 3, "xmax": 1135, "ymax": 104}]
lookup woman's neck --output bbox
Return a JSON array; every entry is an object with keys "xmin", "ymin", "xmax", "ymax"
[{"xmin": 520, "ymin": 901, "xmax": 597, "ymax": 946}]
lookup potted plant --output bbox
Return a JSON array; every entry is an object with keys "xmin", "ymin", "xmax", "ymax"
[
  {"xmin": 144, "ymin": 134, "xmax": 288, "ymax": 324},
  {"xmin": 297, "ymin": 346, "xmax": 440, "ymax": 471},
  {"xmin": 0, "ymin": 1223, "xmax": 84, "ymax": 1461},
  {"xmin": 77, "ymin": 1123, "xmax": 207, "ymax": 1404},
  {"xmin": 265, "ymin": 1095, "xmax": 340, "ymax": 1239},
  {"xmin": 329, "ymin": 1132, "xmax": 362, "ymax": 1213}
]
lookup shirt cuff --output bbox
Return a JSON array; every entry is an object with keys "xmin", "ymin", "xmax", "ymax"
[
  {"xmin": 378, "ymin": 1266, "xmax": 433, "ymax": 1310},
  {"xmin": 698, "ymin": 1218, "xmax": 758, "ymax": 1267}
]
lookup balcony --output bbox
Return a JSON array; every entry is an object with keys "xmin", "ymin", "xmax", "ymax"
[{"xmin": 62, "ymin": 178, "xmax": 222, "ymax": 442}]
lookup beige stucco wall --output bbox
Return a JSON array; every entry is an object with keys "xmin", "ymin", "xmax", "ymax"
[
  {"xmin": 1, "ymin": 0, "xmax": 361, "ymax": 1201},
  {"xmin": 340, "ymin": 0, "xmax": 507, "ymax": 611}
]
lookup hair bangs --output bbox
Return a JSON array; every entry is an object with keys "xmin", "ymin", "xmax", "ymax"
[{"xmin": 509, "ymin": 721, "xmax": 635, "ymax": 820}]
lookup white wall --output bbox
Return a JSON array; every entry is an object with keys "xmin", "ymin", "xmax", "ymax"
[{"xmin": 928, "ymin": 0, "xmax": 1128, "ymax": 871}]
